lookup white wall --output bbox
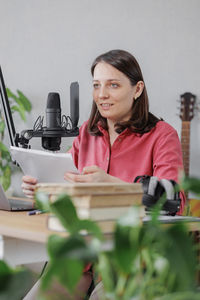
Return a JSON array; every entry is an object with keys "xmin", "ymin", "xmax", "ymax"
[{"xmin": 0, "ymin": 0, "xmax": 200, "ymax": 194}]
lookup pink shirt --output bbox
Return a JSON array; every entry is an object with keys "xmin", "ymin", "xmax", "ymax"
[{"xmin": 70, "ymin": 120, "xmax": 185, "ymax": 214}]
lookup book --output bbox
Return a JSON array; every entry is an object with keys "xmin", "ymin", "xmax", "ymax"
[
  {"xmin": 10, "ymin": 146, "xmax": 78, "ymax": 183},
  {"xmin": 48, "ymin": 215, "xmax": 116, "ymax": 234},
  {"xmin": 36, "ymin": 191, "xmax": 143, "ymax": 209},
  {"xmin": 47, "ymin": 200, "xmax": 145, "ymax": 231},
  {"xmin": 37, "ymin": 182, "xmax": 144, "ymax": 232},
  {"xmin": 71, "ymin": 194, "xmax": 143, "ymax": 209},
  {"xmin": 36, "ymin": 182, "xmax": 143, "ymax": 198},
  {"xmin": 36, "ymin": 183, "xmax": 143, "ymax": 208},
  {"xmin": 77, "ymin": 205, "xmax": 143, "ymax": 221}
]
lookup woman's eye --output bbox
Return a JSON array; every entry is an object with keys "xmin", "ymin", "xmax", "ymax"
[
  {"xmin": 93, "ymin": 83, "xmax": 100, "ymax": 89},
  {"xmin": 111, "ymin": 83, "xmax": 119, "ymax": 88}
]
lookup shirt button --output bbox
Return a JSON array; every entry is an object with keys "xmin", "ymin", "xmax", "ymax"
[
  {"xmin": 106, "ymin": 157, "xmax": 109, "ymax": 161},
  {"xmin": 118, "ymin": 138, "xmax": 121, "ymax": 142}
]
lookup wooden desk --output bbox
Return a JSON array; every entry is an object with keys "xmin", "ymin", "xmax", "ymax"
[
  {"xmin": 1, "ymin": 208, "xmax": 200, "ymax": 268},
  {"xmin": 0, "ymin": 210, "xmax": 66, "ymax": 267}
]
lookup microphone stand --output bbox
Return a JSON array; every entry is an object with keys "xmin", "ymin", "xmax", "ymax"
[{"xmin": 0, "ymin": 66, "xmax": 79, "ymax": 151}]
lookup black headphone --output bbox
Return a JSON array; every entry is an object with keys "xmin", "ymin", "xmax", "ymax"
[{"xmin": 134, "ymin": 175, "xmax": 181, "ymax": 215}]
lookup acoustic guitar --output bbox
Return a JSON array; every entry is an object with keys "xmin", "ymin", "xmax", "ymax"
[
  {"xmin": 179, "ymin": 92, "xmax": 196, "ymax": 177},
  {"xmin": 179, "ymin": 92, "xmax": 197, "ymax": 214}
]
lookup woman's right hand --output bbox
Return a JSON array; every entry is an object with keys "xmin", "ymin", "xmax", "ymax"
[{"xmin": 21, "ymin": 175, "xmax": 37, "ymax": 198}]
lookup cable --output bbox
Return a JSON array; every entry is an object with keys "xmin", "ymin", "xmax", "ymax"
[
  {"xmin": 61, "ymin": 115, "xmax": 73, "ymax": 131},
  {"xmin": 39, "ymin": 261, "xmax": 48, "ymax": 278},
  {"xmin": 33, "ymin": 116, "xmax": 44, "ymax": 131}
]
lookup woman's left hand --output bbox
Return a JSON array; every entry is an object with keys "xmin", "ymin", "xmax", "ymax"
[{"xmin": 64, "ymin": 165, "xmax": 123, "ymax": 183}]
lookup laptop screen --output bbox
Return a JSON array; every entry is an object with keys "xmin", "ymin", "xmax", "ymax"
[{"xmin": 0, "ymin": 66, "xmax": 18, "ymax": 147}]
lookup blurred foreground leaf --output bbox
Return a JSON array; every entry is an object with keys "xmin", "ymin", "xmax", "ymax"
[
  {"xmin": 0, "ymin": 260, "xmax": 33, "ymax": 300},
  {"xmin": 181, "ymin": 176, "xmax": 200, "ymax": 196}
]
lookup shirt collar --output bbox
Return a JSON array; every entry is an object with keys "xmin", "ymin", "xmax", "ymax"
[
  {"xmin": 97, "ymin": 122, "xmax": 134, "ymax": 138},
  {"xmin": 97, "ymin": 122, "xmax": 108, "ymax": 136}
]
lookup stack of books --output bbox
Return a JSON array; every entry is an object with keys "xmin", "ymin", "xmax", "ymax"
[{"xmin": 36, "ymin": 182, "xmax": 144, "ymax": 234}]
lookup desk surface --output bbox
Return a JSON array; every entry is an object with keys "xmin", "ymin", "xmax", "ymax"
[
  {"xmin": 0, "ymin": 210, "xmax": 66, "ymax": 243},
  {"xmin": 1, "ymin": 209, "xmax": 200, "ymax": 244}
]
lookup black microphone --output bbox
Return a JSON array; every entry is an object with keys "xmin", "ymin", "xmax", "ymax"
[
  {"xmin": 42, "ymin": 93, "xmax": 62, "ymax": 151},
  {"xmin": 46, "ymin": 93, "xmax": 61, "ymax": 129},
  {"xmin": 17, "ymin": 82, "xmax": 79, "ymax": 151}
]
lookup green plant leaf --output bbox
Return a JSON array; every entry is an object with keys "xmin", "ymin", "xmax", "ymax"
[
  {"xmin": 7, "ymin": 88, "xmax": 25, "ymax": 112},
  {"xmin": 44, "ymin": 235, "xmax": 86, "ymax": 292},
  {"xmin": 97, "ymin": 253, "xmax": 115, "ymax": 293},
  {"xmin": 50, "ymin": 194, "xmax": 79, "ymax": 233},
  {"xmin": 114, "ymin": 224, "xmax": 140, "ymax": 273},
  {"xmin": 0, "ymin": 120, "xmax": 5, "ymax": 133},
  {"xmin": 35, "ymin": 191, "xmax": 51, "ymax": 212},
  {"xmin": 0, "ymin": 142, "xmax": 11, "ymax": 161},
  {"xmin": 114, "ymin": 207, "xmax": 142, "ymax": 273},
  {"xmin": 47, "ymin": 235, "xmax": 69, "ymax": 258},
  {"xmin": 0, "ymin": 260, "xmax": 12, "ymax": 290},
  {"xmin": 2, "ymin": 165, "xmax": 11, "ymax": 191},
  {"xmin": 47, "ymin": 234, "xmax": 95, "ymax": 262},
  {"xmin": 0, "ymin": 260, "xmax": 33, "ymax": 299},
  {"xmin": 51, "ymin": 194, "xmax": 103, "ymax": 238},
  {"xmin": 0, "ymin": 88, "xmax": 32, "ymax": 192},
  {"xmin": 1, "ymin": 151, "xmax": 11, "ymax": 162},
  {"xmin": 157, "ymin": 291, "xmax": 200, "ymax": 300},
  {"xmin": 3, "ymin": 269, "xmax": 33, "ymax": 300},
  {"xmin": 17, "ymin": 90, "xmax": 32, "ymax": 112},
  {"xmin": 0, "ymin": 141, "xmax": 9, "ymax": 153},
  {"xmin": 11, "ymin": 105, "xmax": 26, "ymax": 121},
  {"xmin": 42, "ymin": 257, "xmax": 84, "ymax": 293},
  {"xmin": 163, "ymin": 223, "xmax": 197, "ymax": 292},
  {"xmin": 78, "ymin": 219, "xmax": 103, "ymax": 240},
  {"xmin": 6, "ymin": 88, "xmax": 18, "ymax": 102},
  {"xmin": 6, "ymin": 87, "xmax": 32, "ymax": 120},
  {"xmin": 181, "ymin": 176, "xmax": 200, "ymax": 196}
]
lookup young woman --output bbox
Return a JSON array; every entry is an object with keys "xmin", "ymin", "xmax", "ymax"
[
  {"xmin": 64, "ymin": 49, "xmax": 185, "ymax": 215},
  {"xmin": 23, "ymin": 50, "xmax": 185, "ymax": 209},
  {"xmin": 22, "ymin": 49, "xmax": 185, "ymax": 299}
]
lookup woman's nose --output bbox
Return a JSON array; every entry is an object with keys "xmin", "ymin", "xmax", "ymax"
[{"xmin": 99, "ymin": 86, "xmax": 109, "ymax": 99}]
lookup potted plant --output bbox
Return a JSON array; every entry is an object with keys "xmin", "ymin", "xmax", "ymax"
[
  {"xmin": 0, "ymin": 88, "xmax": 32, "ymax": 191},
  {"xmin": 34, "ymin": 177, "xmax": 200, "ymax": 300}
]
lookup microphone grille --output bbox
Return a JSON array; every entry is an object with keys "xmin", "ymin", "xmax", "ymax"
[{"xmin": 47, "ymin": 93, "xmax": 61, "ymax": 109}]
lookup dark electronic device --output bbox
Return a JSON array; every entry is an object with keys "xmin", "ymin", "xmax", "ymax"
[
  {"xmin": 135, "ymin": 175, "xmax": 181, "ymax": 215},
  {"xmin": 0, "ymin": 66, "xmax": 79, "ymax": 151}
]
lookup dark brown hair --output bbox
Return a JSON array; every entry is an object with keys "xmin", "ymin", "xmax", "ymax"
[{"xmin": 88, "ymin": 49, "xmax": 161, "ymax": 135}]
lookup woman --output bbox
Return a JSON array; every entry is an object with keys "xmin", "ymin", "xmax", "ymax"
[
  {"xmin": 22, "ymin": 49, "xmax": 185, "ymax": 212},
  {"xmin": 22, "ymin": 49, "xmax": 185, "ymax": 299}
]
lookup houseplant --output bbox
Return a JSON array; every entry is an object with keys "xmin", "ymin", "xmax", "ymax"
[
  {"xmin": 34, "ymin": 179, "xmax": 200, "ymax": 300},
  {"xmin": 0, "ymin": 88, "xmax": 32, "ymax": 190},
  {"xmin": 0, "ymin": 260, "xmax": 33, "ymax": 300}
]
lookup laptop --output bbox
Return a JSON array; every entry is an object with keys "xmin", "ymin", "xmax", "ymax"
[{"xmin": 0, "ymin": 184, "xmax": 34, "ymax": 211}]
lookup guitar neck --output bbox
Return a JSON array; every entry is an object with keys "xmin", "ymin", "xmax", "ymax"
[{"xmin": 181, "ymin": 121, "xmax": 190, "ymax": 176}]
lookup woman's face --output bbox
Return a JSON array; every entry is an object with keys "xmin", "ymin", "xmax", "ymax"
[{"xmin": 93, "ymin": 62, "xmax": 140, "ymax": 124}]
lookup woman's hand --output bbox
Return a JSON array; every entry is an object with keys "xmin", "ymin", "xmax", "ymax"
[
  {"xmin": 21, "ymin": 175, "xmax": 37, "ymax": 198},
  {"xmin": 64, "ymin": 165, "xmax": 123, "ymax": 183}
]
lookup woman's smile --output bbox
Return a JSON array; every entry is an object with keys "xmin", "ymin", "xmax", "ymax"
[{"xmin": 100, "ymin": 103, "xmax": 114, "ymax": 110}]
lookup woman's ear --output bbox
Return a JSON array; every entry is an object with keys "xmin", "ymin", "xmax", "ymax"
[{"xmin": 135, "ymin": 81, "xmax": 144, "ymax": 99}]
